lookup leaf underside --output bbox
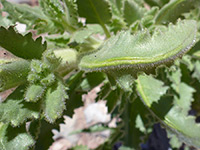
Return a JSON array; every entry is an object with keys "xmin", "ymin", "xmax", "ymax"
[{"xmin": 79, "ymin": 20, "xmax": 197, "ymax": 73}]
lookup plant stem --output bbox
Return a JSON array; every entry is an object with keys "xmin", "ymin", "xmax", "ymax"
[
  {"xmin": 123, "ymin": 98, "xmax": 132, "ymax": 146},
  {"xmin": 100, "ymin": 23, "xmax": 111, "ymax": 38}
]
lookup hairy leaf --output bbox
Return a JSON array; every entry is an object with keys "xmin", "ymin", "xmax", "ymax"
[
  {"xmin": 0, "ymin": 60, "xmax": 30, "ymax": 92},
  {"xmin": 0, "ymin": 123, "xmax": 34, "ymax": 150},
  {"xmin": 25, "ymin": 84, "xmax": 45, "ymax": 102},
  {"xmin": 123, "ymin": 0, "xmax": 146, "ymax": 26},
  {"xmin": 136, "ymin": 74, "xmax": 200, "ymax": 148},
  {"xmin": 0, "ymin": 86, "xmax": 40, "ymax": 126},
  {"xmin": 0, "ymin": 26, "xmax": 46, "ymax": 59},
  {"xmin": 79, "ymin": 20, "xmax": 197, "ymax": 73},
  {"xmin": 44, "ymin": 80, "xmax": 68, "ymax": 123}
]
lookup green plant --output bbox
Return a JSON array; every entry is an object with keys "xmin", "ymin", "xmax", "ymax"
[{"xmin": 0, "ymin": 0, "xmax": 200, "ymax": 149}]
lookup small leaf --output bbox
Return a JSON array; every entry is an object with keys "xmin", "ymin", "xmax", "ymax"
[
  {"xmin": 0, "ymin": 122, "xmax": 34, "ymax": 150},
  {"xmin": 25, "ymin": 84, "xmax": 45, "ymax": 102},
  {"xmin": 167, "ymin": 130, "xmax": 183, "ymax": 149},
  {"xmin": 0, "ymin": 86, "xmax": 40, "ymax": 126},
  {"xmin": 44, "ymin": 80, "xmax": 68, "ymax": 123},
  {"xmin": 136, "ymin": 75, "xmax": 168, "ymax": 106},
  {"xmin": 0, "ymin": 26, "xmax": 46, "ymax": 59},
  {"xmin": 77, "ymin": 0, "xmax": 112, "ymax": 24},
  {"xmin": 0, "ymin": 60, "xmax": 30, "ymax": 92},
  {"xmin": 123, "ymin": 0, "xmax": 146, "ymax": 26},
  {"xmin": 79, "ymin": 20, "xmax": 197, "ymax": 74}
]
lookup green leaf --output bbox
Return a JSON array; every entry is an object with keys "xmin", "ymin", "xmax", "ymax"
[
  {"xmin": 192, "ymin": 60, "xmax": 200, "ymax": 82},
  {"xmin": 63, "ymin": 0, "xmax": 79, "ymax": 28},
  {"xmin": 136, "ymin": 74, "xmax": 200, "ymax": 148},
  {"xmin": 1, "ymin": 0, "xmax": 45, "ymax": 29},
  {"xmin": 72, "ymin": 24, "xmax": 104, "ymax": 43},
  {"xmin": 136, "ymin": 74, "xmax": 168, "ymax": 106},
  {"xmin": 0, "ymin": 86, "xmax": 40, "ymax": 126},
  {"xmin": 0, "ymin": 122, "xmax": 34, "ymax": 150},
  {"xmin": 79, "ymin": 20, "xmax": 197, "ymax": 73},
  {"xmin": 64, "ymin": 71, "xmax": 85, "ymax": 117},
  {"xmin": 108, "ymin": 0, "xmax": 123, "ymax": 17},
  {"xmin": 98, "ymin": 85, "xmax": 123, "ymax": 113},
  {"xmin": 54, "ymin": 49, "xmax": 78, "ymax": 76},
  {"xmin": 167, "ymin": 67, "xmax": 195, "ymax": 115},
  {"xmin": 35, "ymin": 119, "xmax": 62, "ymax": 150},
  {"xmin": 25, "ymin": 84, "xmax": 45, "ymax": 102},
  {"xmin": 167, "ymin": 130, "xmax": 183, "ymax": 149},
  {"xmin": 123, "ymin": 0, "xmax": 146, "ymax": 26},
  {"xmin": 144, "ymin": 0, "xmax": 170, "ymax": 7},
  {"xmin": 0, "ymin": 15, "xmax": 12, "ymax": 28},
  {"xmin": 0, "ymin": 26, "xmax": 46, "ymax": 59},
  {"xmin": 155, "ymin": 0, "xmax": 197, "ymax": 24},
  {"xmin": 77, "ymin": 0, "xmax": 111, "ymax": 24},
  {"xmin": 0, "ymin": 60, "xmax": 30, "ymax": 92},
  {"xmin": 76, "ymin": 0, "xmax": 112, "ymax": 37},
  {"xmin": 79, "ymin": 72, "xmax": 105, "ymax": 91},
  {"xmin": 44, "ymin": 80, "xmax": 68, "ymax": 123},
  {"xmin": 45, "ymin": 34, "xmax": 70, "ymax": 48},
  {"xmin": 39, "ymin": 0, "xmax": 76, "ymax": 33}
]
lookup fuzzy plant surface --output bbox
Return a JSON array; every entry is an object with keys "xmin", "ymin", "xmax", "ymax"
[{"xmin": 0, "ymin": 0, "xmax": 200, "ymax": 149}]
